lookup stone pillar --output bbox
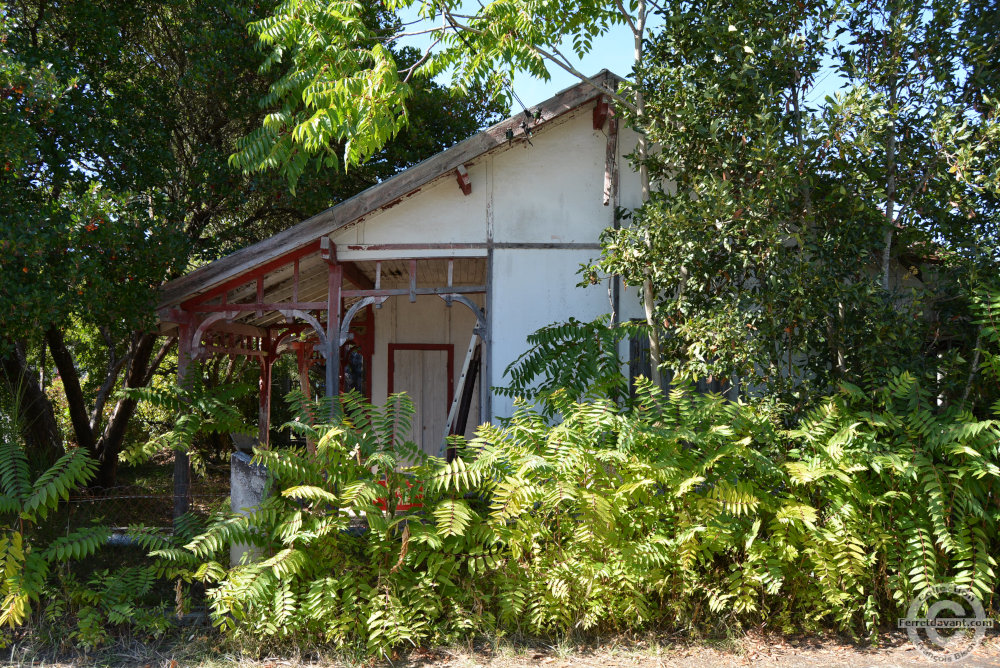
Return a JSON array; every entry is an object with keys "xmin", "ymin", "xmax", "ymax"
[{"xmin": 230, "ymin": 450, "xmax": 268, "ymax": 566}]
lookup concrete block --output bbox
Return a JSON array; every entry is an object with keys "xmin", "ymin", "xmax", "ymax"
[{"xmin": 230, "ymin": 450, "xmax": 268, "ymax": 566}]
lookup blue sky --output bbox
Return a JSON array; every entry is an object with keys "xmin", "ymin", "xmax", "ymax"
[
  {"xmin": 500, "ymin": 23, "xmax": 644, "ymax": 108},
  {"xmin": 396, "ymin": 6, "xmax": 845, "ymax": 112},
  {"xmin": 395, "ymin": 6, "xmax": 654, "ymax": 109}
]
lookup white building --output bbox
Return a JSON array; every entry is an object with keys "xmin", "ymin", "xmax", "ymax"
[{"xmin": 158, "ymin": 71, "xmax": 646, "ymax": 458}]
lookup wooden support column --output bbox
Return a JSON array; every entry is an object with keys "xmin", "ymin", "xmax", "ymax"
[
  {"xmin": 291, "ymin": 340, "xmax": 317, "ymax": 452},
  {"xmin": 321, "ymin": 238, "xmax": 342, "ymax": 413},
  {"xmin": 607, "ymin": 113, "xmax": 621, "ymax": 328},
  {"xmin": 258, "ymin": 331, "xmax": 274, "ymax": 448},
  {"xmin": 174, "ymin": 320, "xmax": 194, "ymax": 522}
]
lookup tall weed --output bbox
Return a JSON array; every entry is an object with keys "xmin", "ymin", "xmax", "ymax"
[{"xmin": 158, "ymin": 376, "xmax": 1000, "ymax": 656}]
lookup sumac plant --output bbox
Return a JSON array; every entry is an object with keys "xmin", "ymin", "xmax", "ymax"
[{"xmin": 153, "ymin": 376, "xmax": 999, "ymax": 656}]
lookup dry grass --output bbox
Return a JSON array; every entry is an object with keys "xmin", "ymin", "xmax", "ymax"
[{"xmin": 6, "ymin": 630, "xmax": 1000, "ymax": 668}]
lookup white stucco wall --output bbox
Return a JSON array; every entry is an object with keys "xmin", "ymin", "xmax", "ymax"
[
  {"xmin": 329, "ymin": 161, "xmax": 490, "ymax": 247},
  {"xmin": 329, "ymin": 104, "xmax": 650, "ymax": 423}
]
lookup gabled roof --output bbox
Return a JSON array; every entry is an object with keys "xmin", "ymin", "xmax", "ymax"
[{"xmin": 157, "ymin": 70, "xmax": 623, "ymax": 311}]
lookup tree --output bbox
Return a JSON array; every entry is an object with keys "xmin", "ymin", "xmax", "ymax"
[
  {"xmin": 1, "ymin": 0, "xmax": 183, "ymax": 477},
  {"xmin": 597, "ymin": 0, "xmax": 1000, "ymax": 410},
  {"xmin": 0, "ymin": 0, "xmax": 502, "ymax": 486}
]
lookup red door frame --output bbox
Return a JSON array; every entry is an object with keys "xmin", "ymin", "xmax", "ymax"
[{"xmin": 387, "ymin": 343, "xmax": 455, "ymax": 407}]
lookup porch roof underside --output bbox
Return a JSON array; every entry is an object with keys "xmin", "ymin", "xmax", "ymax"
[
  {"xmin": 156, "ymin": 71, "xmax": 620, "ymax": 318},
  {"xmin": 163, "ymin": 253, "xmax": 487, "ymax": 334}
]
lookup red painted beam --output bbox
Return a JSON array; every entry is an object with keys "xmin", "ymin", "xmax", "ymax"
[
  {"xmin": 181, "ymin": 240, "xmax": 323, "ymax": 310},
  {"xmin": 191, "ymin": 301, "xmax": 329, "ymax": 312},
  {"xmin": 593, "ymin": 97, "xmax": 610, "ymax": 130},
  {"xmin": 344, "ymin": 243, "xmax": 484, "ymax": 251},
  {"xmin": 455, "ymin": 165, "xmax": 472, "ymax": 196}
]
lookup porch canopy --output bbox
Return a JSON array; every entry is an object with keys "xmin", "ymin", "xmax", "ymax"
[{"xmin": 157, "ymin": 72, "xmax": 618, "ymax": 449}]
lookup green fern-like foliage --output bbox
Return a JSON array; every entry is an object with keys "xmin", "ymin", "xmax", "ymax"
[
  {"xmin": 498, "ymin": 316, "xmax": 643, "ymax": 415},
  {"xmin": 153, "ymin": 368, "xmax": 1000, "ymax": 655},
  {"xmin": 972, "ymin": 284, "xmax": 1000, "ymax": 405},
  {"xmin": 0, "ymin": 439, "xmax": 103, "ymax": 637},
  {"xmin": 121, "ymin": 367, "xmax": 254, "ymax": 475}
]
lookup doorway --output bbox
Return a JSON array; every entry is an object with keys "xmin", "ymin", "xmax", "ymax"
[{"xmin": 387, "ymin": 343, "xmax": 454, "ymax": 458}]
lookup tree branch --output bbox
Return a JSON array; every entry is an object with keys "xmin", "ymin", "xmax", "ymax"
[
  {"xmin": 401, "ymin": 37, "xmax": 442, "ymax": 83},
  {"xmin": 142, "ymin": 336, "xmax": 177, "ymax": 387},
  {"xmin": 531, "ymin": 44, "xmax": 637, "ymax": 114},
  {"xmin": 89, "ymin": 349, "xmax": 129, "ymax": 433},
  {"xmin": 611, "ymin": 0, "xmax": 638, "ymax": 35}
]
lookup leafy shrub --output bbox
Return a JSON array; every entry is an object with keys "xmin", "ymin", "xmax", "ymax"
[
  {"xmin": 0, "ymin": 438, "xmax": 107, "ymax": 641},
  {"xmin": 497, "ymin": 316, "xmax": 638, "ymax": 413},
  {"xmin": 121, "ymin": 369, "xmax": 254, "ymax": 474},
  {"xmin": 38, "ymin": 564, "xmax": 174, "ymax": 650},
  {"xmin": 156, "ymin": 375, "xmax": 999, "ymax": 656}
]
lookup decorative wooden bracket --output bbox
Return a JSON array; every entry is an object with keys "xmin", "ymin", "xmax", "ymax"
[
  {"xmin": 455, "ymin": 164, "xmax": 472, "ymax": 196},
  {"xmin": 594, "ymin": 97, "xmax": 611, "ymax": 130}
]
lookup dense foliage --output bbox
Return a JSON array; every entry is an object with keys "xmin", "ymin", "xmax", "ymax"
[
  {"xmin": 597, "ymin": 0, "xmax": 1000, "ymax": 410},
  {"xmin": 2, "ymin": 0, "xmax": 999, "ymax": 659},
  {"xmin": 120, "ymin": 370, "xmax": 254, "ymax": 476},
  {"xmin": 231, "ymin": 0, "xmax": 643, "ymax": 187},
  {"xmin": 0, "ymin": 438, "xmax": 105, "ymax": 636},
  {"xmin": 147, "ymin": 365, "xmax": 999, "ymax": 656}
]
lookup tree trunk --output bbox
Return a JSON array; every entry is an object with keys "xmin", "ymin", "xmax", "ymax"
[
  {"xmin": 633, "ymin": 0, "xmax": 662, "ymax": 388},
  {"xmin": 93, "ymin": 331, "xmax": 159, "ymax": 488},
  {"xmin": 0, "ymin": 340, "xmax": 63, "ymax": 466},
  {"xmin": 45, "ymin": 327, "xmax": 98, "ymax": 457},
  {"xmin": 961, "ymin": 326, "xmax": 982, "ymax": 410},
  {"xmin": 44, "ymin": 326, "xmax": 161, "ymax": 488}
]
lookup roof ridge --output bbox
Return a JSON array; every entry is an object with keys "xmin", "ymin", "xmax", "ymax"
[{"xmin": 158, "ymin": 71, "xmax": 622, "ymax": 310}]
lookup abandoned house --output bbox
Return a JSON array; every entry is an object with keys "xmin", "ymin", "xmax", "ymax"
[{"xmin": 156, "ymin": 70, "xmax": 647, "ymax": 471}]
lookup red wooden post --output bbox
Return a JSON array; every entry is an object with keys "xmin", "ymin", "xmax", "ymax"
[
  {"xmin": 258, "ymin": 331, "xmax": 274, "ymax": 448},
  {"xmin": 292, "ymin": 340, "xmax": 317, "ymax": 453},
  {"xmin": 321, "ymin": 238, "xmax": 342, "ymax": 410},
  {"xmin": 293, "ymin": 341, "xmax": 315, "ymax": 401}
]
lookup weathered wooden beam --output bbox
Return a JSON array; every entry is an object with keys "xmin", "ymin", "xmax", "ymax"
[
  {"xmin": 342, "ymin": 261, "xmax": 374, "ymax": 290},
  {"xmin": 325, "ymin": 256, "xmax": 343, "ymax": 404},
  {"xmin": 180, "ymin": 240, "xmax": 323, "ymax": 310},
  {"xmin": 409, "ymin": 259, "xmax": 417, "ymax": 303},
  {"xmin": 604, "ymin": 109, "xmax": 618, "ymax": 206},
  {"xmin": 341, "ymin": 285, "xmax": 486, "ymax": 298}
]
